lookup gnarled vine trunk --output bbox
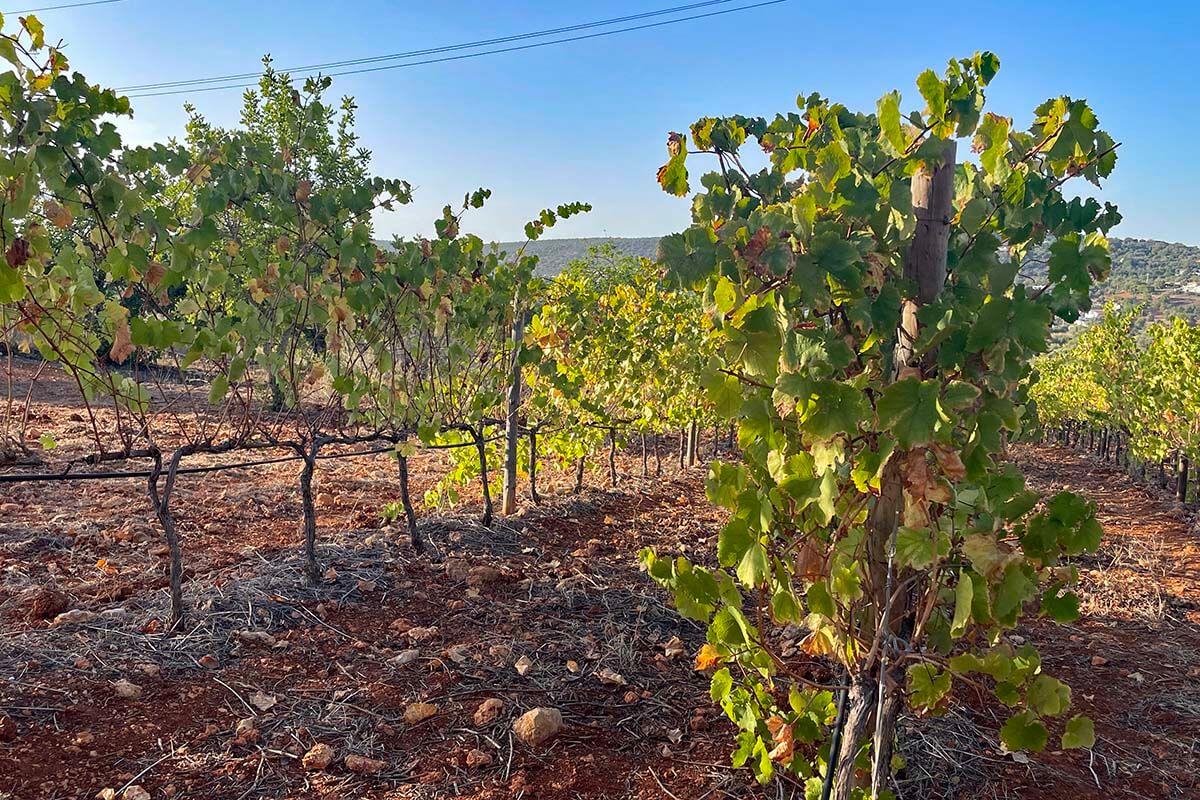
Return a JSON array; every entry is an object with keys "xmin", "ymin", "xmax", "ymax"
[
  {"xmin": 147, "ymin": 447, "xmax": 192, "ymax": 630},
  {"xmin": 476, "ymin": 422, "xmax": 493, "ymax": 528},
  {"xmin": 395, "ymin": 450, "xmax": 421, "ymax": 554},
  {"xmin": 298, "ymin": 440, "xmax": 320, "ymax": 584}
]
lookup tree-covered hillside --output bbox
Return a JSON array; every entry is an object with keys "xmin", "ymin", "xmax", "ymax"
[
  {"xmin": 375, "ymin": 236, "xmax": 661, "ymax": 276},
  {"xmin": 1025, "ymin": 238, "xmax": 1200, "ymax": 329},
  {"xmin": 517, "ymin": 236, "xmax": 1200, "ymax": 289}
]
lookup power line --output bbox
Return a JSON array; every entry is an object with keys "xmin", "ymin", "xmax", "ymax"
[
  {"xmin": 118, "ymin": 0, "xmax": 744, "ymax": 93},
  {"xmin": 3, "ymin": 0, "xmax": 122, "ymax": 13},
  {"xmin": 125, "ymin": 0, "xmax": 787, "ymax": 99}
]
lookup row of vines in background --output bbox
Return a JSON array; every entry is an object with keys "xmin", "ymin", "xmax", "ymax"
[
  {"xmin": 0, "ymin": 14, "xmax": 712, "ymax": 628},
  {"xmin": 1029, "ymin": 303, "xmax": 1200, "ymax": 502},
  {"xmin": 425, "ymin": 242, "xmax": 720, "ymax": 512}
]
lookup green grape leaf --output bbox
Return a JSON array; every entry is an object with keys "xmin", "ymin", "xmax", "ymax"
[
  {"xmin": 1000, "ymin": 711, "xmax": 1048, "ymax": 753},
  {"xmin": 896, "ymin": 526, "xmax": 943, "ymax": 570},
  {"xmin": 877, "ymin": 90, "xmax": 905, "ymax": 154},
  {"xmin": 1061, "ymin": 715, "xmax": 1096, "ymax": 749},
  {"xmin": 916, "ymin": 69, "xmax": 945, "ymax": 121},
  {"xmin": 1027, "ymin": 674, "xmax": 1071, "ymax": 718},
  {"xmin": 851, "ymin": 435, "xmax": 896, "ymax": 493},
  {"xmin": 736, "ymin": 542, "xmax": 770, "ymax": 588},
  {"xmin": 806, "ymin": 580, "xmax": 836, "ymax": 618},
  {"xmin": 711, "ymin": 668, "xmax": 734, "ymax": 703},
  {"xmin": 714, "ymin": 275, "xmax": 738, "ymax": 314},
  {"xmin": 1041, "ymin": 586, "xmax": 1080, "ymax": 623},
  {"xmin": 658, "ymin": 148, "xmax": 689, "ymax": 197},
  {"xmin": 877, "ymin": 378, "xmax": 943, "ymax": 448},
  {"xmin": 800, "ymin": 381, "xmax": 867, "ymax": 440},
  {"xmin": 717, "ymin": 518, "xmax": 754, "ymax": 567},
  {"xmin": 950, "ymin": 570, "xmax": 973, "ymax": 638},
  {"xmin": 907, "ymin": 663, "xmax": 951, "ymax": 713},
  {"xmin": 993, "ymin": 563, "xmax": 1038, "ymax": 625}
]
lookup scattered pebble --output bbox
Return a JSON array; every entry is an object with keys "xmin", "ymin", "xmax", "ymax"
[
  {"xmin": 302, "ymin": 743, "xmax": 335, "ymax": 771},
  {"xmin": 473, "ymin": 698, "xmax": 505, "ymax": 726},
  {"xmin": 344, "ymin": 754, "xmax": 386, "ymax": 775}
]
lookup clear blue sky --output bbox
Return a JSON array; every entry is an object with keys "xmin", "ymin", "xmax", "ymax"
[{"xmin": 25, "ymin": 0, "xmax": 1200, "ymax": 245}]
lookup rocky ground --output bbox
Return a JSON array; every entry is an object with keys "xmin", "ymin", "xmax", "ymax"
[{"xmin": 1, "ymin": 368, "xmax": 1197, "ymax": 799}]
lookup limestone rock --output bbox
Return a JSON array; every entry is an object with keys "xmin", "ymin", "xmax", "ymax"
[
  {"xmin": 112, "ymin": 679, "xmax": 142, "ymax": 700},
  {"xmin": 403, "ymin": 702, "xmax": 439, "ymax": 725},
  {"xmin": 512, "ymin": 707, "xmax": 562, "ymax": 747}
]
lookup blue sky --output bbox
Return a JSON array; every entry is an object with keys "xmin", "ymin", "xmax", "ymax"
[{"xmin": 24, "ymin": 0, "xmax": 1200, "ymax": 245}]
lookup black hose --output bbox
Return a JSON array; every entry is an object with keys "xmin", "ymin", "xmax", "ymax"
[
  {"xmin": 0, "ymin": 433, "xmax": 510, "ymax": 485},
  {"xmin": 821, "ymin": 672, "xmax": 851, "ymax": 800}
]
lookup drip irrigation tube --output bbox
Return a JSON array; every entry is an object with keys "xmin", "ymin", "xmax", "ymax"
[{"xmin": 0, "ymin": 433, "xmax": 509, "ymax": 485}]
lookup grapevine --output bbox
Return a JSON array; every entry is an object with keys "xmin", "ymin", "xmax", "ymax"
[{"xmin": 644, "ymin": 53, "xmax": 1118, "ymax": 797}]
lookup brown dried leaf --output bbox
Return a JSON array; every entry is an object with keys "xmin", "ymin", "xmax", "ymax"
[
  {"xmin": 661, "ymin": 636, "xmax": 685, "ymax": 660},
  {"xmin": 44, "ymin": 200, "xmax": 73, "ymax": 229},
  {"xmin": 6, "ymin": 237, "xmax": 30, "ymax": 268},
  {"xmin": 766, "ymin": 715, "xmax": 794, "ymax": 762},
  {"xmin": 794, "ymin": 538, "xmax": 827, "ymax": 580},
  {"xmin": 597, "ymin": 667, "xmax": 627, "ymax": 686},
  {"xmin": 109, "ymin": 320, "xmax": 134, "ymax": 364},
  {"xmin": 932, "ymin": 443, "xmax": 967, "ymax": 482},
  {"xmin": 144, "ymin": 261, "xmax": 166, "ymax": 287},
  {"xmin": 666, "ymin": 131, "xmax": 685, "ymax": 158}
]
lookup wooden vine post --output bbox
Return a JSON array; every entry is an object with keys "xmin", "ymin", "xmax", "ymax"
[
  {"xmin": 527, "ymin": 426, "xmax": 542, "ymax": 504},
  {"xmin": 608, "ymin": 427, "xmax": 619, "ymax": 486},
  {"xmin": 501, "ymin": 310, "xmax": 525, "ymax": 516},
  {"xmin": 1178, "ymin": 452, "xmax": 1189, "ymax": 504},
  {"xmin": 834, "ymin": 140, "xmax": 957, "ymax": 799}
]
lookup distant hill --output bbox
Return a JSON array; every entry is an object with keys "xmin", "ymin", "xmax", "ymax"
[
  {"xmin": 494, "ymin": 236, "xmax": 661, "ymax": 276},
  {"xmin": 379, "ymin": 233, "xmax": 1200, "ymax": 322},
  {"xmin": 1094, "ymin": 239, "xmax": 1200, "ymax": 322}
]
